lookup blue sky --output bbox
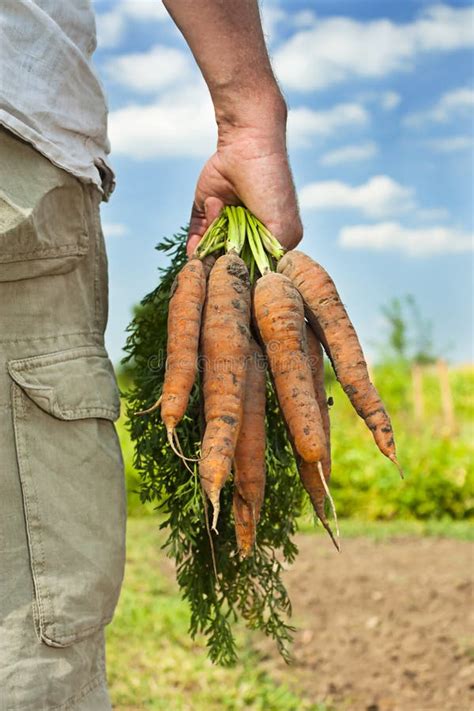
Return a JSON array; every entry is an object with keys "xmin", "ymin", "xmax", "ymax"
[{"xmin": 91, "ymin": 0, "xmax": 473, "ymax": 364}]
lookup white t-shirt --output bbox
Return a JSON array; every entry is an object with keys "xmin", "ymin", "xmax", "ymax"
[{"xmin": 0, "ymin": 0, "xmax": 114, "ymax": 199}]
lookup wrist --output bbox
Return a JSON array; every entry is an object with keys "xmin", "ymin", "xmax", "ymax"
[{"xmin": 214, "ymin": 83, "xmax": 287, "ymax": 140}]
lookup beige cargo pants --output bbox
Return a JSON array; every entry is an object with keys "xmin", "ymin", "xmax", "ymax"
[{"xmin": 0, "ymin": 128, "xmax": 126, "ymax": 710}]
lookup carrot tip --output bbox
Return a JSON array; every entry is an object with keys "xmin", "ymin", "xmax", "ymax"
[
  {"xmin": 211, "ymin": 501, "xmax": 220, "ymax": 533},
  {"xmin": 322, "ymin": 521, "xmax": 341, "ymax": 553},
  {"xmin": 201, "ymin": 490, "xmax": 218, "ymax": 579},
  {"xmin": 317, "ymin": 461, "xmax": 340, "ymax": 547},
  {"xmin": 390, "ymin": 454, "xmax": 404, "ymax": 479}
]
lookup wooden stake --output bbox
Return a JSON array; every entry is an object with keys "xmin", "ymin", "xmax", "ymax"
[
  {"xmin": 437, "ymin": 359, "xmax": 456, "ymax": 436},
  {"xmin": 411, "ymin": 363, "xmax": 424, "ymax": 425}
]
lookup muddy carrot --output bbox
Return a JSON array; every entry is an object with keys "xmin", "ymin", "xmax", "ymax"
[
  {"xmin": 200, "ymin": 252, "xmax": 251, "ymax": 529},
  {"xmin": 137, "ymin": 258, "xmax": 207, "ymax": 455},
  {"xmin": 306, "ymin": 325, "xmax": 331, "ymax": 480},
  {"xmin": 253, "ymin": 272, "xmax": 326, "ymax": 465},
  {"xmin": 233, "ymin": 339, "xmax": 266, "ymax": 557},
  {"xmin": 278, "ymin": 251, "xmax": 401, "ymax": 475}
]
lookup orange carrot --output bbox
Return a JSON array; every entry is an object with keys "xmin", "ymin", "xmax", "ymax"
[
  {"xmin": 296, "ymin": 457, "xmax": 339, "ymax": 551},
  {"xmin": 278, "ymin": 251, "xmax": 401, "ymax": 475},
  {"xmin": 137, "ymin": 258, "xmax": 207, "ymax": 455},
  {"xmin": 233, "ymin": 490, "xmax": 255, "ymax": 558},
  {"xmin": 200, "ymin": 252, "xmax": 251, "ymax": 529},
  {"xmin": 306, "ymin": 325, "xmax": 331, "ymax": 480},
  {"xmin": 278, "ymin": 327, "xmax": 337, "ymax": 549},
  {"xmin": 233, "ymin": 339, "xmax": 266, "ymax": 557},
  {"xmin": 253, "ymin": 272, "xmax": 326, "ymax": 465}
]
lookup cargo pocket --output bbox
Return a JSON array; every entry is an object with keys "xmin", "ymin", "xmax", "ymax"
[
  {"xmin": 8, "ymin": 345, "xmax": 126, "ymax": 648},
  {"xmin": 0, "ymin": 174, "xmax": 89, "ymax": 282}
]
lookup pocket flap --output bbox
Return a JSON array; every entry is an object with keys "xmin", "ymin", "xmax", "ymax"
[{"xmin": 8, "ymin": 345, "xmax": 120, "ymax": 421}]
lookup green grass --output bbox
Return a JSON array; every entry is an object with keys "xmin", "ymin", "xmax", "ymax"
[
  {"xmin": 111, "ymin": 364, "xmax": 472, "ymax": 706},
  {"xmin": 107, "ymin": 518, "xmax": 329, "ymax": 711},
  {"xmin": 119, "ymin": 364, "xmax": 474, "ymax": 522},
  {"xmin": 107, "ymin": 515, "xmax": 471, "ymax": 709},
  {"xmin": 117, "ymin": 406, "xmax": 155, "ymax": 517},
  {"xmin": 299, "ymin": 515, "xmax": 474, "ymax": 540},
  {"xmin": 326, "ymin": 363, "xmax": 473, "ymax": 521}
]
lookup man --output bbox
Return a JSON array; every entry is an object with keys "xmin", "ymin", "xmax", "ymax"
[{"xmin": 0, "ymin": 1, "xmax": 302, "ymax": 708}]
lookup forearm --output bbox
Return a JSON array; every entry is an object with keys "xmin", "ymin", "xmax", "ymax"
[
  {"xmin": 162, "ymin": 0, "xmax": 286, "ymax": 129},
  {"xmin": 165, "ymin": 0, "xmax": 302, "ymax": 252}
]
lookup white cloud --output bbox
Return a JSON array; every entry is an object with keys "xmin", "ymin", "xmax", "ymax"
[
  {"xmin": 102, "ymin": 222, "xmax": 129, "ymax": 238},
  {"xmin": 273, "ymin": 4, "xmax": 474, "ymax": 91},
  {"xmin": 380, "ymin": 91, "xmax": 401, "ymax": 111},
  {"xmin": 119, "ymin": 0, "xmax": 168, "ymax": 21},
  {"xmin": 288, "ymin": 103, "xmax": 369, "ymax": 147},
  {"xmin": 105, "ymin": 45, "xmax": 193, "ymax": 93},
  {"xmin": 109, "ymin": 86, "xmax": 369, "ymax": 159},
  {"xmin": 300, "ymin": 174, "xmax": 454, "ymax": 229},
  {"xmin": 411, "ymin": 3, "xmax": 474, "ymax": 51},
  {"xmin": 405, "ymin": 87, "xmax": 474, "ymax": 127},
  {"xmin": 339, "ymin": 222, "xmax": 473, "ymax": 256},
  {"xmin": 292, "ymin": 10, "xmax": 318, "ymax": 29},
  {"xmin": 96, "ymin": 10, "xmax": 125, "ymax": 49},
  {"xmin": 299, "ymin": 175, "xmax": 416, "ymax": 218},
  {"xmin": 275, "ymin": 16, "xmax": 411, "ymax": 91},
  {"xmin": 320, "ymin": 141, "xmax": 377, "ymax": 166},
  {"xmin": 416, "ymin": 207, "xmax": 450, "ymax": 221},
  {"xmin": 425, "ymin": 135, "xmax": 474, "ymax": 152},
  {"xmin": 355, "ymin": 90, "xmax": 401, "ymax": 111},
  {"xmin": 96, "ymin": 0, "xmax": 169, "ymax": 49},
  {"xmin": 260, "ymin": 5, "xmax": 288, "ymax": 45},
  {"xmin": 260, "ymin": 4, "xmax": 317, "ymax": 44},
  {"xmin": 108, "ymin": 83, "xmax": 216, "ymax": 159}
]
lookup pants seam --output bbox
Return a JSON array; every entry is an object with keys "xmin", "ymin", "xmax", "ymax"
[
  {"xmin": 11, "ymin": 384, "xmax": 53, "ymax": 640},
  {"xmin": 5, "ymin": 671, "xmax": 107, "ymax": 711},
  {"xmin": 51, "ymin": 672, "xmax": 106, "ymax": 711},
  {"xmin": 0, "ymin": 330, "xmax": 103, "ymax": 346}
]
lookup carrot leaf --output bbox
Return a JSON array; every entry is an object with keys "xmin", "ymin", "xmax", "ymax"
[
  {"xmin": 123, "ymin": 229, "xmax": 303, "ymax": 666},
  {"xmin": 194, "ymin": 206, "xmax": 284, "ymax": 281}
]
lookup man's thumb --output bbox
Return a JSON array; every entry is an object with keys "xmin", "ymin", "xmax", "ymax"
[{"xmin": 204, "ymin": 196, "xmax": 225, "ymax": 224}]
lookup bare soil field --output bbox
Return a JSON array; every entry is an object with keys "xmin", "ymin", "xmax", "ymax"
[{"xmin": 260, "ymin": 535, "xmax": 474, "ymax": 711}]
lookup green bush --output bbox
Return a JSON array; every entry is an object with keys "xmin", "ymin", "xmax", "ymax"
[
  {"xmin": 117, "ymin": 365, "xmax": 473, "ymax": 521},
  {"xmin": 328, "ymin": 363, "xmax": 473, "ymax": 520}
]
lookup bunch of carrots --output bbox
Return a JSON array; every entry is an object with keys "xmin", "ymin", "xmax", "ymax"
[{"xmin": 138, "ymin": 206, "xmax": 401, "ymax": 557}]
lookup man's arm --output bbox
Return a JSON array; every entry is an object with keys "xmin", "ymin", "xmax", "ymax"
[{"xmin": 163, "ymin": 0, "xmax": 303, "ymax": 255}]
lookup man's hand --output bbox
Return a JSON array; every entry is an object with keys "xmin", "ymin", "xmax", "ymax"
[
  {"xmin": 163, "ymin": 0, "xmax": 303, "ymax": 258},
  {"xmin": 187, "ymin": 104, "xmax": 302, "ymax": 257}
]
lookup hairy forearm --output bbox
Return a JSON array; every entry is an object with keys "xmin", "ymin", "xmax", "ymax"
[
  {"xmin": 164, "ymin": 0, "xmax": 302, "ymax": 253},
  {"xmin": 162, "ymin": 0, "xmax": 286, "ymax": 128}
]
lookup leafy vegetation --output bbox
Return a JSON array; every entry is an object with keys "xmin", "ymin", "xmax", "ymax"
[
  {"xmin": 107, "ymin": 517, "xmax": 468, "ymax": 711},
  {"xmin": 107, "ymin": 518, "xmax": 471, "ymax": 708},
  {"xmin": 107, "ymin": 518, "xmax": 329, "ymax": 711},
  {"xmin": 118, "ymin": 230, "xmax": 473, "ymax": 669},
  {"xmin": 119, "ymin": 352, "xmax": 473, "ymax": 525},
  {"xmin": 122, "ymin": 232, "xmax": 305, "ymax": 665},
  {"xmin": 325, "ymin": 359, "xmax": 473, "ymax": 521},
  {"xmin": 378, "ymin": 294, "xmax": 439, "ymax": 364}
]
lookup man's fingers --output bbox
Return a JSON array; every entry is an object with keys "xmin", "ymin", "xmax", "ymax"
[
  {"xmin": 204, "ymin": 196, "xmax": 224, "ymax": 224},
  {"xmin": 186, "ymin": 234, "xmax": 201, "ymax": 258},
  {"xmin": 260, "ymin": 212, "xmax": 303, "ymax": 251},
  {"xmin": 277, "ymin": 214, "xmax": 304, "ymax": 250},
  {"xmin": 187, "ymin": 202, "xmax": 207, "ymax": 257},
  {"xmin": 186, "ymin": 196, "xmax": 225, "ymax": 258}
]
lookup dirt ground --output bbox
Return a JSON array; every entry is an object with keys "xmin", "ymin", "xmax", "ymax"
[{"xmin": 259, "ymin": 535, "xmax": 474, "ymax": 711}]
